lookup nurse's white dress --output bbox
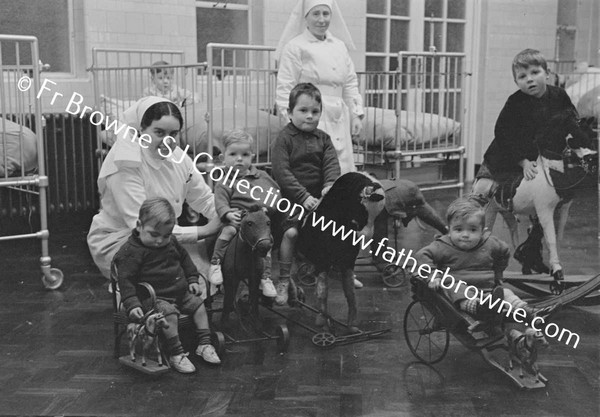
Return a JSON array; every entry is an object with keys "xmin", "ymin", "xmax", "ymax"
[
  {"xmin": 276, "ymin": 29, "xmax": 364, "ymax": 174},
  {"xmin": 87, "ymin": 143, "xmax": 216, "ymax": 279}
]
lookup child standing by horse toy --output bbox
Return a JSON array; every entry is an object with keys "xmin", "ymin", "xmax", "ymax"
[
  {"xmin": 114, "ymin": 197, "xmax": 221, "ymax": 374},
  {"xmin": 471, "ymin": 48, "xmax": 596, "ymax": 282}
]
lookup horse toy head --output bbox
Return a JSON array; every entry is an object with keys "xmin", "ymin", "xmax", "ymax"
[
  {"xmin": 538, "ymin": 110, "xmax": 598, "ymax": 175},
  {"xmin": 318, "ymin": 172, "xmax": 385, "ymax": 235},
  {"xmin": 238, "ymin": 205, "xmax": 273, "ymax": 257}
]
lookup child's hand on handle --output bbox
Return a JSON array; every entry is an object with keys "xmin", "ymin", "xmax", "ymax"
[
  {"xmin": 520, "ymin": 159, "xmax": 538, "ymax": 180},
  {"xmin": 302, "ymin": 195, "xmax": 319, "ymax": 211},
  {"xmin": 321, "ymin": 185, "xmax": 332, "ymax": 197},
  {"xmin": 225, "ymin": 210, "xmax": 242, "ymax": 226},
  {"xmin": 189, "ymin": 282, "xmax": 202, "ymax": 295},
  {"xmin": 428, "ymin": 277, "xmax": 441, "ymax": 290},
  {"xmin": 129, "ymin": 307, "xmax": 144, "ymax": 321}
]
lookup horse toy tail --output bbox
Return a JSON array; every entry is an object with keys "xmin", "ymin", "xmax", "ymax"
[
  {"xmin": 513, "ymin": 219, "xmax": 550, "ymax": 275},
  {"xmin": 128, "ymin": 312, "xmax": 169, "ymax": 367}
]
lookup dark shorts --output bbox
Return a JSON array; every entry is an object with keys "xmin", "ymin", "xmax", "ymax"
[{"xmin": 142, "ymin": 291, "xmax": 204, "ymax": 317}]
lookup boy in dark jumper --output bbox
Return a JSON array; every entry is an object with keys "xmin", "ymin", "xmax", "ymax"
[
  {"xmin": 114, "ymin": 197, "xmax": 220, "ymax": 374},
  {"xmin": 472, "ymin": 48, "xmax": 578, "ymax": 201}
]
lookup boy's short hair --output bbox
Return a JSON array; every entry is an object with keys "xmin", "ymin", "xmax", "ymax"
[
  {"xmin": 223, "ymin": 129, "xmax": 254, "ymax": 150},
  {"xmin": 138, "ymin": 197, "xmax": 176, "ymax": 227},
  {"xmin": 446, "ymin": 197, "xmax": 485, "ymax": 228},
  {"xmin": 288, "ymin": 82, "xmax": 322, "ymax": 112},
  {"xmin": 149, "ymin": 60, "xmax": 173, "ymax": 76},
  {"xmin": 512, "ymin": 49, "xmax": 548, "ymax": 79}
]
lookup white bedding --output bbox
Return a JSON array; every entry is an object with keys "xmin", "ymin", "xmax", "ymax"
[
  {"xmin": 564, "ymin": 68, "xmax": 600, "ymax": 119},
  {"xmin": 98, "ymin": 96, "xmax": 462, "ymax": 155},
  {"xmin": 357, "ymin": 107, "xmax": 461, "ymax": 150},
  {"xmin": 0, "ymin": 118, "xmax": 38, "ymax": 177}
]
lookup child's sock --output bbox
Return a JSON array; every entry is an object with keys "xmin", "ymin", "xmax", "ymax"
[
  {"xmin": 165, "ymin": 335, "xmax": 184, "ymax": 356},
  {"xmin": 210, "ymin": 238, "xmax": 229, "ymax": 265},
  {"xmin": 275, "ymin": 261, "xmax": 292, "ymax": 305},
  {"xmin": 196, "ymin": 329, "xmax": 211, "ymax": 346}
]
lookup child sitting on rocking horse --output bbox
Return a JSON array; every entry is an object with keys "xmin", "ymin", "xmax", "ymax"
[
  {"xmin": 208, "ymin": 130, "xmax": 286, "ymax": 299},
  {"xmin": 471, "ymin": 48, "xmax": 578, "ymax": 205},
  {"xmin": 415, "ymin": 198, "xmax": 557, "ymax": 329},
  {"xmin": 114, "ymin": 197, "xmax": 221, "ymax": 374}
]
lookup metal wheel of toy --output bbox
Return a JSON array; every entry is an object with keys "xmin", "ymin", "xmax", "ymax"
[
  {"xmin": 403, "ymin": 300, "xmax": 449, "ymax": 364},
  {"xmin": 275, "ymin": 324, "xmax": 290, "ymax": 353},
  {"xmin": 311, "ymin": 332, "xmax": 336, "ymax": 349},
  {"xmin": 297, "ymin": 262, "xmax": 317, "ymax": 287},
  {"xmin": 42, "ymin": 268, "xmax": 64, "ymax": 290},
  {"xmin": 382, "ymin": 264, "xmax": 406, "ymax": 288},
  {"xmin": 211, "ymin": 331, "xmax": 227, "ymax": 357},
  {"xmin": 550, "ymin": 281, "xmax": 564, "ymax": 295}
]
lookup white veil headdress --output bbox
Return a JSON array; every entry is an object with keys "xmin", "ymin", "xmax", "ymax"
[
  {"xmin": 275, "ymin": 0, "xmax": 355, "ymax": 62},
  {"xmin": 97, "ymin": 96, "xmax": 173, "ymax": 194}
]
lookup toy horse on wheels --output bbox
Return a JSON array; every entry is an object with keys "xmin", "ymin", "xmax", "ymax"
[
  {"xmin": 478, "ymin": 111, "xmax": 597, "ymax": 294},
  {"xmin": 269, "ymin": 172, "xmax": 391, "ymax": 348},
  {"xmin": 214, "ymin": 206, "xmax": 290, "ymax": 354}
]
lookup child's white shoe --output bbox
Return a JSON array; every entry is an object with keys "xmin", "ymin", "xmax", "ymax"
[
  {"xmin": 208, "ymin": 262, "xmax": 223, "ymax": 285},
  {"xmin": 260, "ymin": 278, "xmax": 277, "ymax": 298},
  {"xmin": 196, "ymin": 344, "xmax": 221, "ymax": 364},
  {"xmin": 169, "ymin": 353, "xmax": 196, "ymax": 373}
]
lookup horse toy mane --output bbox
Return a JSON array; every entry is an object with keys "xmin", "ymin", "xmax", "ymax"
[
  {"xmin": 298, "ymin": 172, "xmax": 384, "ymax": 271},
  {"xmin": 315, "ymin": 172, "xmax": 383, "ymax": 230}
]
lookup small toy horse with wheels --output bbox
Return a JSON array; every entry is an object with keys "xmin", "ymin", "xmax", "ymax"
[
  {"xmin": 506, "ymin": 327, "xmax": 549, "ymax": 382},
  {"xmin": 127, "ymin": 311, "xmax": 170, "ymax": 367},
  {"xmin": 297, "ymin": 172, "xmax": 385, "ymax": 331}
]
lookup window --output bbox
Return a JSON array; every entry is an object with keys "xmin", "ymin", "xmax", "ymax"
[
  {"xmin": 366, "ymin": 0, "xmax": 466, "ymax": 69},
  {"xmin": 366, "ymin": 0, "xmax": 410, "ymax": 72},
  {"xmin": 423, "ymin": 0, "xmax": 466, "ymax": 53},
  {"xmin": 196, "ymin": 1, "xmax": 249, "ymax": 64},
  {"xmin": 0, "ymin": 0, "xmax": 73, "ymax": 73}
]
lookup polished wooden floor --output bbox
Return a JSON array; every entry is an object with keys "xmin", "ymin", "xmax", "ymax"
[{"xmin": 0, "ymin": 188, "xmax": 598, "ymax": 417}]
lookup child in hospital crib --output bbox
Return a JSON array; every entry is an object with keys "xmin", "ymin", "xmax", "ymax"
[
  {"xmin": 142, "ymin": 61, "xmax": 198, "ymax": 108},
  {"xmin": 415, "ymin": 198, "xmax": 557, "ymax": 329}
]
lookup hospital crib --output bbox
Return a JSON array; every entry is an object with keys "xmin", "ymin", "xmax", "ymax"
[
  {"xmin": 0, "ymin": 35, "xmax": 64, "ymax": 289},
  {"xmin": 89, "ymin": 45, "xmax": 465, "ymax": 192}
]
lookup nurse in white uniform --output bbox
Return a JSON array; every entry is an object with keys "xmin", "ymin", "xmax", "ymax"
[
  {"xmin": 275, "ymin": 0, "xmax": 365, "ymax": 175},
  {"xmin": 87, "ymin": 96, "xmax": 220, "ymax": 281},
  {"xmin": 276, "ymin": 0, "xmax": 366, "ymax": 288}
]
